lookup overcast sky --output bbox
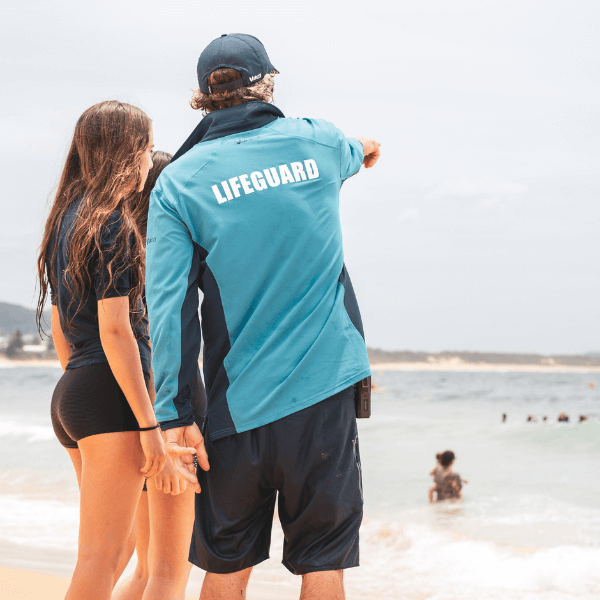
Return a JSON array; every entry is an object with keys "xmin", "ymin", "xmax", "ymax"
[{"xmin": 1, "ymin": 0, "xmax": 598, "ymax": 354}]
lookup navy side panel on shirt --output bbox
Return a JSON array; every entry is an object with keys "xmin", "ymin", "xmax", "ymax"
[
  {"xmin": 49, "ymin": 200, "xmax": 151, "ymax": 375},
  {"xmin": 146, "ymin": 102, "xmax": 370, "ymax": 439},
  {"xmin": 338, "ymin": 265, "xmax": 365, "ymax": 339}
]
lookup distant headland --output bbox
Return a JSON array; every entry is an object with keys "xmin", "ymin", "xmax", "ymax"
[
  {"xmin": 368, "ymin": 348, "xmax": 600, "ymax": 372},
  {"xmin": 1, "ymin": 301, "xmax": 599, "ymax": 371}
]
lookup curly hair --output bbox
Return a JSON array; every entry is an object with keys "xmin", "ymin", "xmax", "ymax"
[{"xmin": 190, "ymin": 67, "xmax": 278, "ymax": 114}]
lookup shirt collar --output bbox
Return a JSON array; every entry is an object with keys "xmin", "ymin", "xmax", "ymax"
[{"xmin": 171, "ymin": 101, "xmax": 285, "ymax": 163}]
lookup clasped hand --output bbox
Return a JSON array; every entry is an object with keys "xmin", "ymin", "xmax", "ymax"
[{"xmin": 163, "ymin": 423, "xmax": 210, "ymax": 493}]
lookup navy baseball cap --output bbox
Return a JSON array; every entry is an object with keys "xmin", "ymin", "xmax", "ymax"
[{"xmin": 197, "ymin": 33, "xmax": 277, "ymax": 94}]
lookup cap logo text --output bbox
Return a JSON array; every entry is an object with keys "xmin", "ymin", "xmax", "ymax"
[{"xmin": 249, "ymin": 73, "xmax": 262, "ymax": 82}]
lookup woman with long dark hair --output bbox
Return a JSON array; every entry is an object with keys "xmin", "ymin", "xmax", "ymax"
[{"xmin": 37, "ymin": 100, "xmax": 166, "ymax": 600}]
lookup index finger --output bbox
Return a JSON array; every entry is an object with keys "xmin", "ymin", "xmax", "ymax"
[
  {"xmin": 195, "ymin": 442, "xmax": 210, "ymax": 472},
  {"xmin": 364, "ymin": 150, "xmax": 380, "ymax": 168},
  {"xmin": 166, "ymin": 444, "xmax": 197, "ymax": 457}
]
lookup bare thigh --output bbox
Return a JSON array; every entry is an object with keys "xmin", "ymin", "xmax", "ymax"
[
  {"xmin": 66, "ymin": 447, "xmax": 82, "ymax": 487},
  {"xmin": 147, "ymin": 483, "xmax": 195, "ymax": 579},
  {"xmin": 77, "ymin": 431, "xmax": 145, "ymax": 554},
  {"xmin": 67, "ymin": 440, "xmax": 140, "ymax": 586},
  {"xmin": 65, "ymin": 432, "xmax": 145, "ymax": 600}
]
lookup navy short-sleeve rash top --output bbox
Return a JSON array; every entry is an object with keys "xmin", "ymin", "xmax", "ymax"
[{"xmin": 49, "ymin": 199, "xmax": 151, "ymax": 374}]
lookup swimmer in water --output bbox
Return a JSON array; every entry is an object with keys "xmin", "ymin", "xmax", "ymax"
[
  {"xmin": 429, "ymin": 450, "xmax": 468, "ymax": 502},
  {"xmin": 502, "ymin": 413, "xmax": 507, "ymax": 422},
  {"xmin": 558, "ymin": 412, "xmax": 569, "ymax": 422}
]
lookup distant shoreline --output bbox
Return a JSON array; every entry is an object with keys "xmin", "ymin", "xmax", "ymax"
[
  {"xmin": 1, "ymin": 356, "xmax": 598, "ymax": 374},
  {"xmin": 367, "ymin": 348, "xmax": 600, "ymax": 371},
  {"xmin": 0, "ymin": 357, "xmax": 62, "ymax": 368},
  {"xmin": 370, "ymin": 361, "xmax": 600, "ymax": 373}
]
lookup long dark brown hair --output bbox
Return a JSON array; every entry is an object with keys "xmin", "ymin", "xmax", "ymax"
[
  {"xmin": 36, "ymin": 100, "xmax": 152, "ymax": 335},
  {"xmin": 133, "ymin": 150, "xmax": 172, "ymax": 240}
]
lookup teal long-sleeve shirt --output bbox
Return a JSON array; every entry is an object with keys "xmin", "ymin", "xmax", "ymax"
[{"xmin": 146, "ymin": 103, "xmax": 370, "ymax": 440}]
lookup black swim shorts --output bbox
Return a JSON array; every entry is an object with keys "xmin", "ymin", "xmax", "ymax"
[
  {"xmin": 51, "ymin": 363, "xmax": 150, "ymax": 448},
  {"xmin": 189, "ymin": 386, "xmax": 363, "ymax": 575}
]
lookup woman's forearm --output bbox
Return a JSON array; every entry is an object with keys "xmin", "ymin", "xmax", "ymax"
[{"xmin": 101, "ymin": 329, "xmax": 157, "ymax": 428}]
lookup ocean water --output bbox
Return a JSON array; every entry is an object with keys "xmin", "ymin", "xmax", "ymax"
[{"xmin": 0, "ymin": 365, "xmax": 599, "ymax": 599}]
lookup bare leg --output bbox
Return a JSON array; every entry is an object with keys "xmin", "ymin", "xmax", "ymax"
[
  {"xmin": 428, "ymin": 485, "xmax": 436, "ymax": 503},
  {"xmin": 142, "ymin": 484, "xmax": 195, "ymax": 600},
  {"xmin": 66, "ymin": 448, "xmax": 83, "ymax": 487},
  {"xmin": 200, "ymin": 568, "xmax": 252, "ymax": 600},
  {"xmin": 113, "ymin": 491, "xmax": 150, "ymax": 600},
  {"xmin": 65, "ymin": 431, "xmax": 145, "ymax": 600},
  {"xmin": 66, "ymin": 446, "xmax": 138, "ymax": 591},
  {"xmin": 300, "ymin": 571, "xmax": 345, "ymax": 600}
]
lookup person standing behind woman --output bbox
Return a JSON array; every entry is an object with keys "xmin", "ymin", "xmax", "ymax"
[
  {"xmin": 114, "ymin": 150, "xmax": 206, "ymax": 600},
  {"xmin": 36, "ymin": 101, "xmax": 166, "ymax": 600}
]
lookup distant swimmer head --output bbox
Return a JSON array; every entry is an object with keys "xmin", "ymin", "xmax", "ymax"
[
  {"xmin": 192, "ymin": 34, "xmax": 279, "ymax": 114},
  {"xmin": 579, "ymin": 415, "xmax": 589, "ymax": 422},
  {"xmin": 439, "ymin": 450, "xmax": 455, "ymax": 468}
]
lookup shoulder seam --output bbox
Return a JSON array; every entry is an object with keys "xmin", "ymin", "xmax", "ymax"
[
  {"xmin": 270, "ymin": 121, "xmax": 342, "ymax": 153},
  {"xmin": 173, "ymin": 155, "xmax": 216, "ymax": 207},
  {"xmin": 152, "ymin": 189, "xmax": 195, "ymax": 243}
]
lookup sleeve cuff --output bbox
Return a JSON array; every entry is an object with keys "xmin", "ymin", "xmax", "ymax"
[
  {"xmin": 159, "ymin": 414, "xmax": 196, "ymax": 431},
  {"xmin": 351, "ymin": 137, "xmax": 365, "ymax": 159},
  {"xmin": 96, "ymin": 287, "xmax": 130, "ymax": 301}
]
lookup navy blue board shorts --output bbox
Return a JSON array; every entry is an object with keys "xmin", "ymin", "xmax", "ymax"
[{"xmin": 189, "ymin": 386, "xmax": 363, "ymax": 575}]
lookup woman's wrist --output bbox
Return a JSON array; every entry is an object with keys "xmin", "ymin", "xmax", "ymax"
[
  {"xmin": 137, "ymin": 414, "xmax": 159, "ymax": 429},
  {"xmin": 139, "ymin": 423, "xmax": 160, "ymax": 432}
]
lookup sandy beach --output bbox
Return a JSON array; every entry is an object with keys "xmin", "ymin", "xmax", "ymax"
[
  {"xmin": 0, "ymin": 567, "xmax": 69, "ymax": 599},
  {"xmin": 0, "ymin": 566, "xmax": 302, "ymax": 600},
  {"xmin": 0, "ymin": 564, "xmax": 387, "ymax": 600}
]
